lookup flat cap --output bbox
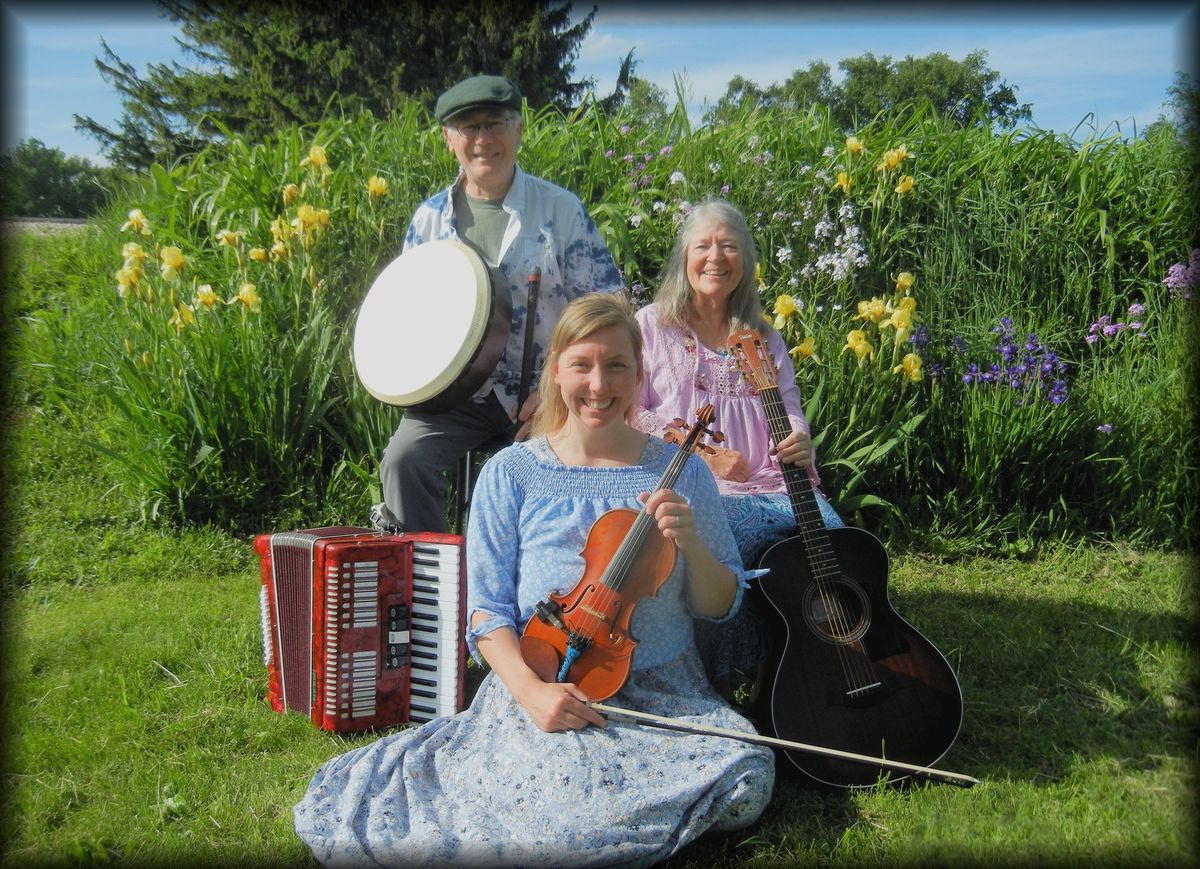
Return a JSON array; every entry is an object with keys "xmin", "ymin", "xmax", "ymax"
[{"xmin": 435, "ymin": 75, "xmax": 523, "ymax": 124}]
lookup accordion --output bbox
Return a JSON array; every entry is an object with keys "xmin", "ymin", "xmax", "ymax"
[{"xmin": 254, "ymin": 526, "xmax": 468, "ymax": 731}]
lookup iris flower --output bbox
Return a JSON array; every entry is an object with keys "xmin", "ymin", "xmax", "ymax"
[
  {"xmin": 160, "ymin": 246, "xmax": 186, "ymax": 281},
  {"xmin": 234, "ymin": 283, "xmax": 261, "ymax": 311},
  {"xmin": 368, "ymin": 175, "xmax": 389, "ymax": 198},
  {"xmin": 194, "ymin": 285, "xmax": 219, "ymax": 309},
  {"xmin": 857, "ymin": 297, "xmax": 888, "ymax": 323},
  {"xmin": 301, "ymin": 145, "xmax": 328, "ymax": 170},
  {"xmin": 169, "ymin": 303, "xmax": 196, "ymax": 333},
  {"xmin": 790, "ymin": 336, "xmax": 819, "ymax": 362},
  {"xmin": 121, "ymin": 208, "xmax": 152, "ymax": 235},
  {"xmin": 893, "ymin": 352, "xmax": 923, "ymax": 381},
  {"xmin": 773, "ymin": 294, "xmax": 798, "ymax": 329},
  {"xmin": 842, "ymin": 330, "xmax": 874, "ymax": 364},
  {"xmin": 895, "ymin": 272, "xmax": 915, "ymax": 293}
]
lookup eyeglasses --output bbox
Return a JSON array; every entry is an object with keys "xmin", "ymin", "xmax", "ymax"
[{"xmin": 450, "ymin": 117, "xmax": 516, "ymax": 140}]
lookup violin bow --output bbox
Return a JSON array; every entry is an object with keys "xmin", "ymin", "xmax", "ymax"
[{"xmin": 589, "ymin": 702, "xmax": 979, "ymax": 788}]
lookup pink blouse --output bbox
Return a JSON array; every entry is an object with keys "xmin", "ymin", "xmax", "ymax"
[{"xmin": 633, "ymin": 303, "xmax": 821, "ymax": 496}]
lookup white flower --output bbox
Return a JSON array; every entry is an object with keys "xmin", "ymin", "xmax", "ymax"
[
  {"xmin": 669, "ymin": 170, "xmax": 687, "ymax": 185},
  {"xmin": 776, "ymin": 247, "xmax": 793, "ymax": 264},
  {"xmin": 709, "ymin": 161, "xmax": 721, "ymax": 173},
  {"xmin": 822, "ymin": 145, "xmax": 836, "ymax": 157},
  {"xmin": 629, "ymin": 213, "xmax": 643, "ymax": 228},
  {"xmin": 652, "ymin": 200, "xmax": 666, "ymax": 213}
]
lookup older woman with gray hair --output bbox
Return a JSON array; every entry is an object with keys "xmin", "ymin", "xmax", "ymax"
[{"xmin": 632, "ymin": 198, "xmax": 843, "ymax": 703}]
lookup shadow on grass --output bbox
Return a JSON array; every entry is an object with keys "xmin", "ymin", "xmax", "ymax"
[{"xmin": 661, "ymin": 587, "xmax": 1195, "ymax": 866}]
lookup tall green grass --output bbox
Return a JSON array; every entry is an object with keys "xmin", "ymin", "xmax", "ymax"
[{"xmin": 14, "ymin": 98, "xmax": 1197, "ymax": 548}]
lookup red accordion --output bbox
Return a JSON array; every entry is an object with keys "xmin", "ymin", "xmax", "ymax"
[{"xmin": 254, "ymin": 526, "xmax": 468, "ymax": 732}]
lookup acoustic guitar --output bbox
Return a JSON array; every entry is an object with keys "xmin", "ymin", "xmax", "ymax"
[{"xmin": 729, "ymin": 328, "xmax": 964, "ymax": 788}]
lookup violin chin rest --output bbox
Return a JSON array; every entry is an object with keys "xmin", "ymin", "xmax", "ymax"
[{"xmin": 519, "ymin": 635, "xmax": 562, "ymax": 684}]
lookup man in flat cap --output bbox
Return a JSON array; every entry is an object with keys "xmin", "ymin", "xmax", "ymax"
[{"xmin": 373, "ymin": 74, "xmax": 625, "ymax": 535}]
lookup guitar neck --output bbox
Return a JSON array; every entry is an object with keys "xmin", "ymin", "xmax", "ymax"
[{"xmin": 757, "ymin": 384, "xmax": 837, "ymax": 572}]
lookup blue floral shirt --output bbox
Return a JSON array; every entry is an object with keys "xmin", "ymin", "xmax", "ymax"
[{"xmin": 404, "ymin": 167, "xmax": 626, "ymax": 417}]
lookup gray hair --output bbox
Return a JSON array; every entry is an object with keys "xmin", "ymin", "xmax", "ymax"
[{"xmin": 654, "ymin": 199, "xmax": 763, "ymax": 333}]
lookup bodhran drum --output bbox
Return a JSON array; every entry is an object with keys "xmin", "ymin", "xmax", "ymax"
[{"xmin": 354, "ymin": 240, "xmax": 512, "ymax": 413}]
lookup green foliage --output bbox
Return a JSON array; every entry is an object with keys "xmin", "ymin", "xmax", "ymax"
[
  {"xmin": 706, "ymin": 49, "xmax": 1032, "ymax": 131},
  {"xmin": 11, "ymin": 93, "xmax": 1199, "ymax": 549},
  {"xmin": 76, "ymin": 0, "xmax": 614, "ymax": 171},
  {"xmin": 0, "ymin": 139, "xmax": 123, "ymax": 218}
]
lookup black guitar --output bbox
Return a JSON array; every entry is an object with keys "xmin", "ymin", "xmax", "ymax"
[{"xmin": 729, "ymin": 328, "xmax": 964, "ymax": 788}]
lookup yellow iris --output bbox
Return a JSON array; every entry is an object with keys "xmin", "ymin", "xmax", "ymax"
[
  {"xmin": 122, "ymin": 241, "xmax": 147, "ymax": 266},
  {"xmin": 893, "ymin": 352, "xmax": 923, "ymax": 382},
  {"xmin": 368, "ymin": 175, "xmax": 389, "ymax": 198},
  {"xmin": 880, "ymin": 146, "xmax": 908, "ymax": 171},
  {"xmin": 790, "ymin": 336, "xmax": 819, "ymax": 363},
  {"xmin": 842, "ymin": 330, "xmax": 874, "ymax": 364},
  {"xmin": 835, "ymin": 171, "xmax": 854, "ymax": 194},
  {"xmin": 885, "ymin": 306, "xmax": 914, "ymax": 343},
  {"xmin": 895, "ymin": 174, "xmax": 914, "ymax": 195},
  {"xmin": 235, "ymin": 283, "xmax": 261, "ymax": 311},
  {"xmin": 772, "ymin": 294, "xmax": 798, "ymax": 329},
  {"xmin": 217, "ymin": 229, "xmax": 244, "ymax": 247},
  {"xmin": 160, "ymin": 246, "xmax": 186, "ymax": 281},
  {"xmin": 115, "ymin": 266, "xmax": 141, "ymax": 297},
  {"xmin": 282, "ymin": 184, "xmax": 301, "ymax": 207},
  {"xmin": 895, "ymin": 272, "xmax": 915, "ymax": 293},
  {"xmin": 270, "ymin": 241, "xmax": 289, "ymax": 261},
  {"xmin": 249, "ymin": 247, "xmax": 267, "ymax": 263},
  {"xmin": 846, "ymin": 136, "xmax": 864, "ymax": 155},
  {"xmin": 194, "ymin": 285, "xmax": 219, "ymax": 309},
  {"xmin": 857, "ymin": 297, "xmax": 888, "ymax": 323},
  {"xmin": 301, "ymin": 145, "xmax": 328, "ymax": 170},
  {"xmin": 169, "ymin": 303, "xmax": 196, "ymax": 333},
  {"xmin": 121, "ymin": 208, "xmax": 152, "ymax": 235}
]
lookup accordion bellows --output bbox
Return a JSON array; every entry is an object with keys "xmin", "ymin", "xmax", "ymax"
[{"xmin": 255, "ymin": 526, "xmax": 467, "ymax": 731}]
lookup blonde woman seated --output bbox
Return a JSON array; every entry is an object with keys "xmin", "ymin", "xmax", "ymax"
[{"xmin": 295, "ymin": 293, "xmax": 773, "ymax": 868}]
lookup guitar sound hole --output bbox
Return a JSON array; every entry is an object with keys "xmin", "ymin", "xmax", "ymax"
[{"xmin": 803, "ymin": 578, "xmax": 871, "ymax": 645}]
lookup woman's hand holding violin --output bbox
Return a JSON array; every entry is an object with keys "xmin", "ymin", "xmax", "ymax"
[{"xmin": 639, "ymin": 488, "xmax": 736, "ymax": 620}]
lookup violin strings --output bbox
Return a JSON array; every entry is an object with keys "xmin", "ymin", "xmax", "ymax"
[{"xmin": 567, "ymin": 423, "xmax": 698, "ymax": 652}]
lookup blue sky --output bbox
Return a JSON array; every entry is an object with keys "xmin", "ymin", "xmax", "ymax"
[{"xmin": 3, "ymin": 1, "xmax": 1197, "ymax": 165}]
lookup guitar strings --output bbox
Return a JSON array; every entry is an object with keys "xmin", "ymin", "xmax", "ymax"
[{"xmin": 736, "ymin": 335, "xmax": 879, "ymax": 693}]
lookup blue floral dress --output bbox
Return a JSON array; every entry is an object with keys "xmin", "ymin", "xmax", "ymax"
[{"xmin": 293, "ymin": 437, "xmax": 775, "ymax": 868}]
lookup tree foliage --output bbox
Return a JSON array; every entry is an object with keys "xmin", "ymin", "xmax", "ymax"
[
  {"xmin": 0, "ymin": 139, "xmax": 121, "ymax": 218},
  {"xmin": 76, "ymin": 0, "xmax": 622, "ymax": 171},
  {"xmin": 706, "ymin": 49, "xmax": 1032, "ymax": 130}
]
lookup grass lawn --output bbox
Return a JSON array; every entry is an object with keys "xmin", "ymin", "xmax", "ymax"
[{"xmin": 1, "ymin": 403, "xmax": 1195, "ymax": 867}]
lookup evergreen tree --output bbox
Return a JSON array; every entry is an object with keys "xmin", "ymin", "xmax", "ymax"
[{"xmin": 76, "ymin": 0, "xmax": 619, "ymax": 170}]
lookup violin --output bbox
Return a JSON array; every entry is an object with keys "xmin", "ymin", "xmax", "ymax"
[
  {"xmin": 519, "ymin": 406, "xmax": 718, "ymax": 702},
  {"xmin": 728, "ymin": 329, "xmax": 964, "ymax": 788}
]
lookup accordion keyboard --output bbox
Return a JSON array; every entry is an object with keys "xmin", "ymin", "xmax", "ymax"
[{"xmin": 408, "ymin": 540, "xmax": 464, "ymax": 723}]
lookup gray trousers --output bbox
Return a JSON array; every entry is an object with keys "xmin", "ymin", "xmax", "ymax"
[{"xmin": 379, "ymin": 392, "xmax": 515, "ymax": 534}]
